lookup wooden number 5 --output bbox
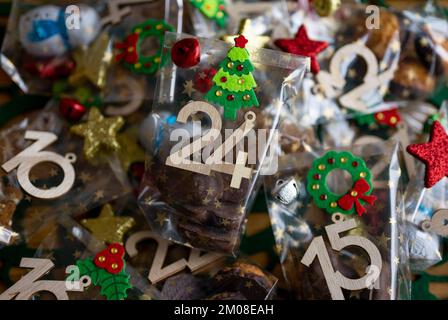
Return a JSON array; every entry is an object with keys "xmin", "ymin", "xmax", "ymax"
[
  {"xmin": 301, "ymin": 215, "xmax": 383, "ymax": 300},
  {"xmin": 2, "ymin": 131, "xmax": 76, "ymax": 199}
]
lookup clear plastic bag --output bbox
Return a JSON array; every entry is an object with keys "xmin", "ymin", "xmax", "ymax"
[
  {"xmin": 187, "ymin": 0, "xmax": 291, "ymax": 41},
  {"xmin": 404, "ymin": 101, "xmax": 448, "ymax": 271},
  {"xmin": 1, "ymin": 0, "xmax": 182, "ymax": 106},
  {"xmin": 264, "ymin": 140, "xmax": 411, "ymax": 300},
  {"xmin": 0, "ymin": 102, "xmax": 130, "ymax": 247},
  {"xmin": 138, "ymin": 31, "xmax": 308, "ymax": 255},
  {"xmin": 284, "ymin": 2, "xmax": 447, "ymax": 127}
]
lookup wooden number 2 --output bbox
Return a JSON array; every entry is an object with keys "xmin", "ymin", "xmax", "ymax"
[
  {"xmin": 165, "ymin": 101, "xmax": 255, "ymax": 189},
  {"xmin": 301, "ymin": 215, "xmax": 383, "ymax": 300},
  {"xmin": 316, "ymin": 41, "xmax": 398, "ymax": 113},
  {"xmin": 0, "ymin": 258, "xmax": 87, "ymax": 300},
  {"xmin": 125, "ymin": 231, "xmax": 222, "ymax": 284},
  {"xmin": 422, "ymin": 209, "xmax": 448, "ymax": 237},
  {"xmin": 1, "ymin": 131, "xmax": 76, "ymax": 199}
]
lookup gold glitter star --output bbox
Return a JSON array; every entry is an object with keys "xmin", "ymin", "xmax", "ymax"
[
  {"xmin": 81, "ymin": 204, "xmax": 135, "ymax": 244},
  {"xmin": 393, "ymin": 256, "xmax": 400, "ymax": 265},
  {"xmin": 69, "ymin": 32, "xmax": 112, "ymax": 88},
  {"xmin": 390, "ymin": 40, "xmax": 401, "ymax": 53},
  {"xmin": 73, "ymin": 250, "xmax": 82, "ymax": 259},
  {"xmin": 206, "ymin": 187, "xmax": 215, "ymax": 197},
  {"xmin": 79, "ymin": 172, "xmax": 92, "ymax": 184},
  {"xmin": 214, "ymin": 200, "xmax": 222, "ymax": 209},
  {"xmin": 245, "ymin": 281, "xmax": 253, "ymax": 288},
  {"xmin": 389, "ymin": 217, "xmax": 397, "ymax": 225},
  {"xmin": 221, "ymin": 19, "xmax": 270, "ymax": 48},
  {"xmin": 116, "ymin": 131, "xmax": 145, "ymax": 171},
  {"xmin": 155, "ymin": 212, "xmax": 167, "ymax": 227},
  {"xmin": 49, "ymin": 168, "xmax": 58, "ymax": 177},
  {"xmin": 71, "ymin": 108, "xmax": 124, "ymax": 160},
  {"xmin": 377, "ymin": 233, "xmax": 390, "ymax": 249},
  {"xmin": 182, "ymin": 80, "xmax": 196, "ymax": 97},
  {"xmin": 274, "ymin": 228, "xmax": 284, "ymax": 240},
  {"xmin": 94, "ymin": 190, "xmax": 104, "ymax": 201},
  {"xmin": 347, "ymin": 69, "xmax": 357, "ymax": 78},
  {"xmin": 202, "ymin": 197, "xmax": 211, "ymax": 205},
  {"xmin": 238, "ymin": 206, "xmax": 246, "ymax": 214},
  {"xmin": 220, "ymin": 218, "xmax": 230, "ymax": 227}
]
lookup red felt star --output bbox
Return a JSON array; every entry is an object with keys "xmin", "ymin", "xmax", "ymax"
[
  {"xmin": 407, "ymin": 120, "xmax": 448, "ymax": 188},
  {"xmin": 234, "ymin": 35, "xmax": 248, "ymax": 48},
  {"xmin": 274, "ymin": 25, "xmax": 328, "ymax": 74}
]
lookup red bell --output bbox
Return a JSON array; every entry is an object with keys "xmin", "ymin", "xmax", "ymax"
[
  {"xmin": 171, "ymin": 38, "xmax": 201, "ymax": 68},
  {"xmin": 59, "ymin": 98, "xmax": 87, "ymax": 122}
]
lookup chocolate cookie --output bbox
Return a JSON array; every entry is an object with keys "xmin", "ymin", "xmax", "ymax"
[{"xmin": 390, "ymin": 58, "xmax": 435, "ymax": 99}]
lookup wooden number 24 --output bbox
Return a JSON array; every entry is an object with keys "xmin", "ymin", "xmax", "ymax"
[
  {"xmin": 301, "ymin": 215, "xmax": 383, "ymax": 300},
  {"xmin": 165, "ymin": 101, "xmax": 255, "ymax": 189}
]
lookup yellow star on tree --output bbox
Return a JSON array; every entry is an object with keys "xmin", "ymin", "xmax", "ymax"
[
  {"xmin": 71, "ymin": 108, "xmax": 124, "ymax": 160},
  {"xmin": 81, "ymin": 204, "xmax": 135, "ymax": 244}
]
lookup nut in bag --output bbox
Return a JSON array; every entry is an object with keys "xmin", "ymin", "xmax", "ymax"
[
  {"xmin": 264, "ymin": 140, "xmax": 411, "ymax": 300},
  {"xmin": 138, "ymin": 32, "xmax": 308, "ymax": 255}
]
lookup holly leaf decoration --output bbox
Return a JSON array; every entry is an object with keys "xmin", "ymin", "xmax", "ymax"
[{"xmin": 75, "ymin": 258, "xmax": 132, "ymax": 300}]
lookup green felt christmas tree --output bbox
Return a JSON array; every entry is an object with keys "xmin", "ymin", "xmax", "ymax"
[
  {"xmin": 190, "ymin": 0, "xmax": 228, "ymax": 28},
  {"xmin": 205, "ymin": 35, "xmax": 259, "ymax": 121}
]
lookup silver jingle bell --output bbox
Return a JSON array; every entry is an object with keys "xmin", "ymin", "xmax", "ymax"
[{"xmin": 272, "ymin": 178, "xmax": 300, "ymax": 205}]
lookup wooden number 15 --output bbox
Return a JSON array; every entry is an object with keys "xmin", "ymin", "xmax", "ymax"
[{"xmin": 301, "ymin": 216, "xmax": 383, "ymax": 300}]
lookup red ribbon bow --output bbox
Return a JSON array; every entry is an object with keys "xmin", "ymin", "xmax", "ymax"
[
  {"xmin": 337, "ymin": 178, "xmax": 376, "ymax": 216},
  {"xmin": 115, "ymin": 33, "xmax": 139, "ymax": 64}
]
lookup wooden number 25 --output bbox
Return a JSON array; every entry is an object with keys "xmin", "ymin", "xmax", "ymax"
[
  {"xmin": 301, "ymin": 215, "xmax": 383, "ymax": 300},
  {"xmin": 2, "ymin": 131, "xmax": 76, "ymax": 199},
  {"xmin": 165, "ymin": 101, "xmax": 255, "ymax": 189}
]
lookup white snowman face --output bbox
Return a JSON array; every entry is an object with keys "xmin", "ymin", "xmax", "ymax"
[
  {"xmin": 67, "ymin": 4, "xmax": 101, "ymax": 48},
  {"xmin": 19, "ymin": 4, "xmax": 101, "ymax": 59},
  {"xmin": 19, "ymin": 5, "xmax": 66, "ymax": 58}
]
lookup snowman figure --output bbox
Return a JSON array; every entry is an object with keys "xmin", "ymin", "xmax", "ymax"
[{"xmin": 19, "ymin": 4, "xmax": 101, "ymax": 58}]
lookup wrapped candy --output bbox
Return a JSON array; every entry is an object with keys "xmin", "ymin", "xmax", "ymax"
[
  {"xmin": 264, "ymin": 140, "xmax": 411, "ymax": 300},
  {"xmin": 278, "ymin": 2, "xmax": 447, "ymax": 128},
  {"xmin": 137, "ymin": 32, "xmax": 308, "ymax": 255},
  {"xmin": 18, "ymin": 5, "xmax": 100, "ymax": 58},
  {"xmin": 0, "ymin": 101, "xmax": 130, "ymax": 248},
  {"xmin": 1, "ymin": 0, "xmax": 182, "ymax": 106}
]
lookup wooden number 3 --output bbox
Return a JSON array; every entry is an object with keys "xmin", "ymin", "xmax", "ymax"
[
  {"xmin": 301, "ymin": 214, "xmax": 383, "ymax": 300},
  {"xmin": 165, "ymin": 101, "xmax": 255, "ymax": 189},
  {"xmin": 1, "ymin": 130, "xmax": 76, "ymax": 199}
]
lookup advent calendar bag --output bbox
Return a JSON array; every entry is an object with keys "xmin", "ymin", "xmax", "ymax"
[
  {"xmin": 264, "ymin": 140, "xmax": 412, "ymax": 300},
  {"xmin": 138, "ymin": 32, "xmax": 308, "ymax": 255}
]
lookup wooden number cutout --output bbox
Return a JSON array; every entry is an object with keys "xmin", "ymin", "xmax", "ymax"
[
  {"xmin": 422, "ymin": 209, "xmax": 448, "ymax": 237},
  {"xmin": 301, "ymin": 214, "xmax": 383, "ymax": 300},
  {"xmin": 105, "ymin": 77, "xmax": 144, "ymax": 116},
  {"xmin": 1, "ymin": 131, "xmax": 76, "ymax": 199},
  {"xmin": 0, "ymin": 258, "xmax": 87, "ymax": 300},
  {"xmin": 125, "ymin": 231, "xmax": 222, "ymax": 284},
  {"xmin": 317, "ymin": 41, "xmax": 398, "ymax": 113},
  {"xmin": 165, "ymin": 101, "xmax": 255, "ymax": 189},
  {"xmin": 101, "ymin": 0, "xmax": 157, "ymax": 26}
]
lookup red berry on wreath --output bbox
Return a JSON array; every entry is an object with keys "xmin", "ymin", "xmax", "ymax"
[
  {"xmin": 94, "ymin": 243, "xmax": 125, "ymax": 274},
  {"xmin": 171, "ymin": 38, "xmax": 201, "ymax": 68},
  {"xmin": 59, "ymin": 98, "xmax": 87, "ymax": 122}
]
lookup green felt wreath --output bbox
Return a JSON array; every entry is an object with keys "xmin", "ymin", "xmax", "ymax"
[
  {"xmin": 115, "ymin": 19, "xmax": 174, "ymax": 75},
  {"xmin": 306, "ymin": 151, "xmax": 374, "ymax": 215}
]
